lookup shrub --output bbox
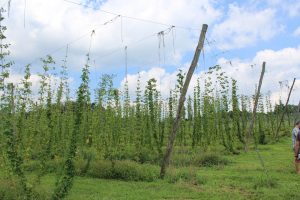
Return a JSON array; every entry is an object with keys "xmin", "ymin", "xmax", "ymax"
[
  {"xmin": 166, "ymin": 167, "xmax": 197, "ymax": 183},
  {"xmin": 168, "ymin": 151, "xmax": 230, "ymax": 167},
  {"xmin": 86, "ymin": 160, "xmax": 113, "ymax": 179},
  {"xmin": 0, "ymin": 179, "xmax": 20, "ymax": 200},
  {"xmin": 169, "ymin": 154, "xmax": 195, "ymax": 167},
  {"xmin": 196, "ymin": 153, "xmax": 230, "ymax": 167},
  {"xmin": 0, "ymin": 177, "xmax": 45, "ymax": 200},
  {"xmin": 166, "ymin": 167, "xmax": 207, "ymax": 185},
  {"xmin": 23, "ymin": 159, "xmax": 63, "ymax": 173},
  {"xmin": 78, "ymin": 159, "xmax": 160, "ymax": 182}
]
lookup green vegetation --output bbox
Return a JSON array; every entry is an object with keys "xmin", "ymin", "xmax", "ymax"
[
  {"xmin": 0, "ymin": 8, "xmax": 299, "ymax": 200},
  {"xmin": 1, "ymin": 137, "xmax": 300, "ymax": 199}
]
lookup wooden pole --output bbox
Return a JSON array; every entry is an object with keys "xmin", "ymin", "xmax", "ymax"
[
  {"xmin": 243, "ymin": 62, "xmax": 271, "ymax": 184},
  {"xmin": 275, "ymin": 78, "xmax": 296, "ymax": 141},
  {"xmin": 245, "ymin": 62, "xmax": 266, "ymax": 152},
  {"xmin": 160, "ymin": 24, "xmax": 208, "ymax": 178}
]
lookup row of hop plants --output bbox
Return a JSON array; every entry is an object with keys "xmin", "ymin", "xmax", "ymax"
[{"xmin": 0, "ymin": 9, "xmax": 296, "ymax": 199}]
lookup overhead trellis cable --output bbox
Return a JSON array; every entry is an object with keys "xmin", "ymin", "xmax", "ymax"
[
  {"xmin": 120, "ymin": 15, "xmax": 123, "ymax": 43},
  {"xmin": 61, "ymin": 0, "xmax": 201, "ymax": 31},
  {"xmin": 87, "ymin": 30, "xmax": 95, "ymax": 65},
  {"xmin": 23, "ymin": 0, "xmax": 26, "ymax": 28},
  {"xmin": 157, "ymin": 26, "xmax": 174, "ymax": 67},
  {"xmin": 28, "ymin": 24, "xmax": 176, "ymax": 81},
  {"xmin": 7, "ymin": 0, "xmax": 11, "ymax": 17},
  {"xmin": 158, "ymin": 31, "xmax": 162, "ymax": 67},
  {"xmin": 88, "ymin": 30, "xmax": 95, "ymax": 55},
  {"xmin": 163, "ymin": 32, "xmax": 166, "ymax": 64},
  {"xmin": 95, "ymin": 26, "xmax": 175, "ymax": 61},
  {"xmin": 28, "ymin": 15, "xmax": 120, "ymax": 65},
  {"xmin": 124, "ymin": 46, "xmax": 127, "ymax": 81},
  {"xmin": 103, "ymin": 15, "xmax": 120, "ymax": 25},
  {"xmin": 62, "ymin": 45, "xmax": 69, "ymax": 72},
  {"xmin": 171, "ymin": 27, "xmax": 176, "ymax": 55}
]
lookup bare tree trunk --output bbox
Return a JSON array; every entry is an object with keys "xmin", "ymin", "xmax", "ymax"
[
  {"xmin": 275, "ymin": 78, "xmax": 296, "ymax": 141},
  {"xmin": 245, "ymin": 62, "xmax": 266, "ymax": 152},
  {"xmin": 160, "ymin": 24, "xmax": 208, "ymax": 178}
]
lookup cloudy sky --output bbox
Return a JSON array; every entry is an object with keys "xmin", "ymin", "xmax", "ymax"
[{"xmin": 1, "ymin": 0, "xmax": 300, "ymax": 104}]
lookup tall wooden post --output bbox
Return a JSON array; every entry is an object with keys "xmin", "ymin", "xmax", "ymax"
[
  {"xmin": 275, "ymin": 78, "xmax": 296, "ymax": 141},
  {"xmin": 160, "ymin": 24, "xmax": 208, "ymax": 178},
  {"xmin": 245, "ymin": 62, "xmax": 266, "ymax": 152}
]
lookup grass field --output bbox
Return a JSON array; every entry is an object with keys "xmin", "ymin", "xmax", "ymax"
[{"xmin": 1, "ymin": 136, "xmax": 299, "ymax": 200}]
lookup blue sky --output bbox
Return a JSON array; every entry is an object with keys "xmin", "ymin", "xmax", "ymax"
[{"xmin": 1, "ymin": 0, "xmax": 300, "ymax": 104}]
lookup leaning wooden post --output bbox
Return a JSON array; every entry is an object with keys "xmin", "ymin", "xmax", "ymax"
[
  {"xmin": 245, "ymin": 62, "xmax": 266, "ymax": 152},
  {"xmin": 275, "ymin": 78, "xmax": 296, "ymax": 141},
  {"xmin": 160, "ymin": 24, "xmax": 208, "ymax": 178}
]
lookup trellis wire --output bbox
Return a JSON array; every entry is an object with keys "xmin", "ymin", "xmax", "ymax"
[{"xmin": 62, "ymin": 0, "xmax": 201, "ymax": 31}]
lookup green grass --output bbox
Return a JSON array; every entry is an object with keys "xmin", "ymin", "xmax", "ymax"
[{"xmin": 1, "ymin": 136, "xmax": 300, "ymax": 199}]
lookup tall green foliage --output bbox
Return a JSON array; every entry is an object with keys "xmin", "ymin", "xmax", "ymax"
[
  {"xmin": 52, "ymin": 55, "xmax": 90, "ymax": 200},
  {"xmin": 0, "ymin": 9, "xmax": 295, "ymax": 199}
]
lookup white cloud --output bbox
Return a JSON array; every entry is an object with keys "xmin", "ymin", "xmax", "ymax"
[
  {"xmin": 120, "ymin": 46, "xmax": 300, "ymax": 106},
  {"xmin": 6, "ymin": 71, "xmax": 73, "ymax": 101},
  {"xmin": 6, "ymin": 73, "xmax": 40, "ymax": 92},
  {"xmin": 211, "ymin": 4, "xmax": 282, "ymax": 50},
  {"xmin": 285, "ymin": 2, "xmax": 300, "ymax": 17},
  {"xmin": 2, "ymin": 0, "xmax": 298, "ymax": 107},
  {"xmin": 120, "ymin": 66, "xmax": 184, "ymax": 98},
  {"xmin": 4, "ymin": 0, "xmax": 222, "ymax": 72},
  {"xmin": 217, "ymin": 46, "xmax": 300, "ymax": 104},
  {"xmin": 293, "ymin": 27, "xmax": 300, "ymax": 37},
  {"xmin": 266, "ymin": 0, "xmax": 300, "ymax": 17}
]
